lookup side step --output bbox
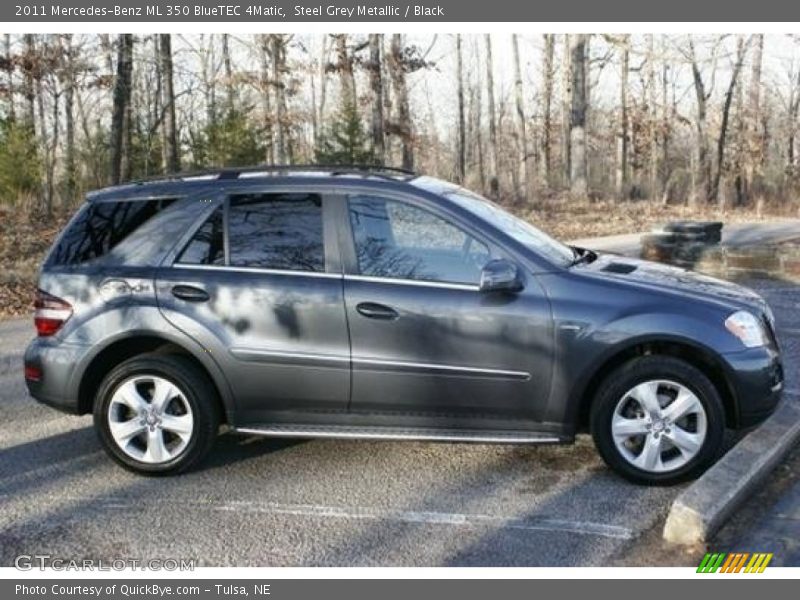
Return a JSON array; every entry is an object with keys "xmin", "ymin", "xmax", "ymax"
[{"xmin": 233, "ymin": 423, "xmax": 564, "ymax": 444}]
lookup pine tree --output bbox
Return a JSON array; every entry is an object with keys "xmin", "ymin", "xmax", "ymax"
[{"xmin": 315, "ymin": 101, "xmax": 375, "ymax": 165}]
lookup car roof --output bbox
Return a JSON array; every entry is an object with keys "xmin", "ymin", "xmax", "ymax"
[{"xmin": 85, "ymin": 165, "xmax": 424, "ymax": 203}]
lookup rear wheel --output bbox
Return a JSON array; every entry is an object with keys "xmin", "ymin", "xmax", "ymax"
[
  {"xmin": 94, "ymin": 354, "xmax": 219, "ymax": 475},
  {"xmin": 590, "ymin": 355, "xmax": 725, "ymax": 485}
]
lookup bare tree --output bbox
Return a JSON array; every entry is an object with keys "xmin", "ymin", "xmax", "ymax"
[
  {"xmin": 540, "ymin": 34, "xmax": 555, "ymax": 190},
  {"xmin": 687, "ymin": 37, "xmax": 713, "ymax": 206},
  {"xmin": 110, "ymin": 34, "xmax": 133, "ymax": 185},
  {"xmin": 711, "ymin": 35, "xmax": 749, "ymax": 204},
  {"xmin": 485, "ymin": 34, "xmax": 499, "ymax": 197},
  {"xmin": 221, "ymin": 33, "xmax": 235, "ymax": 115},
  {"xmin": 59, "ymin": 34, "xmax": 77, "ymax": 203},
  {"xmin": 368, "ymin": 34, "xmax": 385, "ymax": 164},
  {"xmin": 743, "ymin": 34, "xmax": 765, "ymax": 205},
  {"xmin": 511, "ymin": 34, "xmax": 531, "ymax": 201},
  {"xmin": 569, "ymin": 34, "xmax": 589, "ymax": 197},
  {"xmin": 159, "ymin": 34, "xmax": 179, "ymax": 173},
  {"xmin": 387, "ymin": 34, "xmax": 413, "ymax": 170},
  {"xmin": 615, "ymin": 35, "xmax": 630, "ymax": 199},
  {"xmin": 455, "ymin": 35, "xmax": 466, "ymax": 183}
]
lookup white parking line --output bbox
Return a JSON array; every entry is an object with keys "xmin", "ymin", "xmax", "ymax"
[
  {"xmin": 107, "ymin": 497, "xmax": 635, "ymax": 540},
  {"xmin": 0, "ymin": 492, "xmax": 635, "ymax": 540}
]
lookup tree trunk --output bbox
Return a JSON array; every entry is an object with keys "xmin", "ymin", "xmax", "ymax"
[
  {"xmin": 259, "ymin": 35, "xmax": 274, "ymax": 164},
  {"xmin": 334, "ymin": 34, "xmax": 356, "ymax": 111},
  {"xmin": 688, "ymin": 39, "xmax": 711, "ymax": 206},
  {"xmin": 541, "ymin": 34, "xmax": 555, "ymax": 190},
  {"xmin": 110, "ymin": 34, "xmax": 134, "ymax": 185},
  {"xmin": 569, "ymin": 34, "xmax": 589, "ymax": 198},
  {"xmin": 615, "ymin": 35, "xmax": 629, "ymax": 200},
  {"xmin": 647, "ymin": 34, "xmax": 658, "ymax": 199},
  {"xmin": 743, "ymin": 34, "xmax": 765, "ymax": 205},
  {"xmin": 455, "ymin": 35, "xmax": 466, "ymax": 184},
  {"xmin": 485, "ymin": 34, "xmax": 499, "ymax": 197},
  {"xmin": 22, "ymin": 34, "xmax": 36, "ymax": 131},
  {"xmin": 61, "ymin": 34, "xmax": 76, "ymax": 205},
  {"xmin": 271, "ymin": 35, "xmax": 288, "ymax": 164},
  {"xmin": 4, "ymin": 34, "xmax": 14, "ymax": 121},
  {"xmin": 317, "ymin": 35, "xmax": 328, "ymax": 147},
  {"xmin": 159, "ymin": 34, "xmax": 180, "ymax": 173},
  {"xmin": 368, "ymin": 34, "xmax": 385, "ymax": 165},
  {"xmin": 221, "ymin": 33, "xmax": 235, "ymax": 115},
  {"xmin": 660, "ymin": 36, "xmax": 670, "ymax": 203},
  {"xmin": 561, "ymin": 35, "xmax": 572, "ymax": 187},
  {"xmin": 388, "ymin": 34, "xmax": 413, "ymax": 170},
  {"xmin": 512, "ymin": 34, "xmax": 531, "ymax": 202},
  {"xmin": 711, "ymin": 36, "xmax": 747, "ymax": 204}
]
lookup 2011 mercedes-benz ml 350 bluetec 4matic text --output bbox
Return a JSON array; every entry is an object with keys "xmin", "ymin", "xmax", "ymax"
[{"xmin": 24, "ymin": 165, "xmax": 784, "ymax": 484}]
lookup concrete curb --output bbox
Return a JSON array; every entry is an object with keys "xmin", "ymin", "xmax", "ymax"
[{"xmin": 663, "ymin": 393, "xmax": 800, "ymax": 545}]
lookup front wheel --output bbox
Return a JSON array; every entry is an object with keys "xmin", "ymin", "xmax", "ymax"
[
  {"xmin": 94, "ymin": 354, "xmax": 220, "ymax": 475},
  {"xmin": 590, "ymin": 355, "xmax": 725, "ymax": 485}
]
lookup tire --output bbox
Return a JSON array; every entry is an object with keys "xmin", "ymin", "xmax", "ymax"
[
  {"xmin": 589, "ymin": 355, "xmax": 725, "ymax": 485},
  {"xmin": 93, "ymin": 354, "xmax": 220, "ymax": 475}
]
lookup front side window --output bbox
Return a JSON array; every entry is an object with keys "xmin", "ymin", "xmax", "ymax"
[
  {"xmin": 348, "ymin": 195, "xmax": 490, "ymax": 284},
  {"xmin": 228, "ymin": 193, "xmax": 325, "ymax": 272}
]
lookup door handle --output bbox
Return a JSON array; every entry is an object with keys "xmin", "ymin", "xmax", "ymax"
[
  {"xmin": 356, "ymin": 302, "xmax": 399, "ymax": 320},
  {"xmin": 171, "ymin": 285, "xmax": 210, "ymax": 302}
]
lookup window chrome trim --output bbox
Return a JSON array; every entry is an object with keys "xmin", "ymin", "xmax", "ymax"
[
  {"xmin": 344, "ymin": 274, "xmax": 479, "ymax": 291},
  {"xmin": 174, "ymin": 263, "xmax": 342, "ymax": 279}
]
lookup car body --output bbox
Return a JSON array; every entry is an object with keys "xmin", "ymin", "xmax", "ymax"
[{"xmin": 24, "ymin": 166, "xmax": 784, "ymax": 483}]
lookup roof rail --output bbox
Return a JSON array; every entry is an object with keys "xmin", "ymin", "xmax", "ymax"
[{"xmin": 130, "ymin": 163, "xmax": 417, "ymax": 185}]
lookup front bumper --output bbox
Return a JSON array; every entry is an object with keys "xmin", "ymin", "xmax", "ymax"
[
  {"xmin": 24, "ymin": 337, "xmax": 91, "ymax": 415},
  {"xmin": 721, "ymin": 345, "xmax": 784, "ymax": 428}
]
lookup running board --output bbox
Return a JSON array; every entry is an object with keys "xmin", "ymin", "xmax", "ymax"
[{"xmin": 233, "ymin": 424, "xmax": 564, "ymax": 444}]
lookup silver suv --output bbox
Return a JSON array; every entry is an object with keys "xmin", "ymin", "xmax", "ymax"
[{"xmin": 24, "ymin": 166, "xmax": 783, "ymax": 484}]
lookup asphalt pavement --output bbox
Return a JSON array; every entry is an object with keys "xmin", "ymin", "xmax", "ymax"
[{"xmin": 0, "ymin": 277, "xmax": 797, "ymax": 567}]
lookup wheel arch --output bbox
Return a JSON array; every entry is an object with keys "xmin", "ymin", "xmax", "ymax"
[
  {"xmin": 570, "ymin": 335, "xmax": 740, "ymax": 432},
  {"xmin": 74, "ymin": 330, "xmax": 234, "ymax": 424}
]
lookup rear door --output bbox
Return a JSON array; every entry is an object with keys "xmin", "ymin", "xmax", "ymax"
[{"xmin": 155, "ymin": 189, "xmax": 350, "ymax": 424}]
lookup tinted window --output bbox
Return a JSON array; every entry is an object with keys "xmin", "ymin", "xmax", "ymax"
[
  {"xmin": 348, "ymin": 195, "xmax": 490, "ymax": 284},
  {"xmin": 48, "ymin": 198, "xmax": 176, "ymax": 266},
  {"xmin": 177, "ymin": 206, "xmax": 224, "ymax": 265},
  {"xmin": 228, "ymin": 193, "xmax": 325, "ymax": 272}
]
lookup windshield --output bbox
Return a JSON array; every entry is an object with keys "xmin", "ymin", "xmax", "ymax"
[{"xmin": 439, "ymin": 186, "xmax": 575, "ymax": 266}]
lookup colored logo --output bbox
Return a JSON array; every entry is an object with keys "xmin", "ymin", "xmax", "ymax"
[{"xmin": 697, "ymin": 552, "xmax": 773, "ymax": 573}]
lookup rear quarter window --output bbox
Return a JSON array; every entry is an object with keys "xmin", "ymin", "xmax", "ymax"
[{"xmin": 47, "ymin": 198, "xmax": 176, "ymax": 266}]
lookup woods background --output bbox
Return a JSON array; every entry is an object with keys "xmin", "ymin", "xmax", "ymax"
[{"xmin": 1, "ymin": 33, "xmax": 800, "ymax": 314}]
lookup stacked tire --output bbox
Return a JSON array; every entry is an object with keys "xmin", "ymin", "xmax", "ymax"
[{"xmin": 641, "ymin": 221, "xmax": 722, "ymax": 268}]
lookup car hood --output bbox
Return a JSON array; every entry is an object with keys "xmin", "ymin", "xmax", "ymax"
[{"xmin": 575, "ymin": 253, "xmax": 770, "ymax": 316}]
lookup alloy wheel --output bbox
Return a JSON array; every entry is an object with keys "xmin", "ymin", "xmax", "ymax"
[
  {"xmin": 611, "ymin": 379, "xmax": 707, "ymax": 473},
  {"xmin": 107, "ymin": 375, "xmax": 194, "ymax": 464}
]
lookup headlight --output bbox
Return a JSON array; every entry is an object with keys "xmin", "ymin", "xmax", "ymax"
[{"xmin": 725, "ymin": 310, "xmax": 768, "ymax": 348}]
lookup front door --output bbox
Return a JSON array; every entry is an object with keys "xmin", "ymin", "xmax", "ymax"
[
  {"xmin": 340, "ymin": 192, "xmax": 553, "ymax": 425},
  {"xmin": 156, "ymin": 191, "xmax": 350, "ymax": 424}
]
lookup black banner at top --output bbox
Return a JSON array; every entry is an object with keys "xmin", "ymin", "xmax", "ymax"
[{"xmin": 4, "ymin": 0, "xmax": 800, "ymax": 22}]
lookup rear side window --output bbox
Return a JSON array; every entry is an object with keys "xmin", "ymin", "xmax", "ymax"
[
  {"xmin": 227, "ymin": 193, "xmax": 325, "ymax": 272},
  {"xmin": 48, "ymin": 198, "xmax": 176, "ymax": 266},
  {"xmin": 177, "ymin": 206, "xmax": 224, "ymax": 265}
]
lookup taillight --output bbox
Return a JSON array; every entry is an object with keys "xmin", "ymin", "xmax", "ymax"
[{"xmin": 34, "ymin": 289, "xmax": 73, "ymax": 337}]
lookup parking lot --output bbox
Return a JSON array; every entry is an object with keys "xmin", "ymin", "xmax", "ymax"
[{"xmin": 1, "ymin": 279, "xmax": 797, "ymax": 567}]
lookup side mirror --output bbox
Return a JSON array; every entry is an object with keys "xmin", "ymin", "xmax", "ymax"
[{"xmin": 479, "ymin": 259, "xmax": 523, "ymax": 293}]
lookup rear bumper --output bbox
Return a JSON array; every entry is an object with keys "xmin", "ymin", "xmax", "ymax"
[
  {"xmin": 24, "ymin": 337, "xmax": 90, "ymax": 415},
  {"xmin": 721, "ymin": 345, "xmax": 784, "ymax": 428}
]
